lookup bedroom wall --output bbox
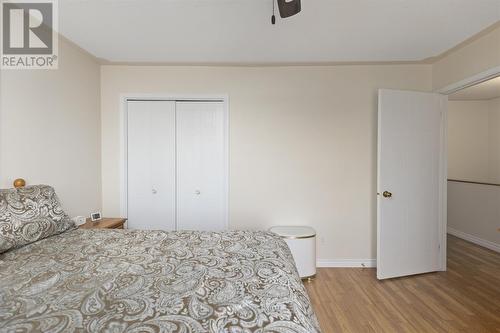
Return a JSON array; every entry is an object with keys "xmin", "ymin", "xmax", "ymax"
[
  {"xmin": 100, "ymin": 64, "xmax": 432, "ymax": 263},
  {"xmin": 448, "ymin": 99, "xmax": 500, "ymax": 183},
  {"xmin": 447, "ymin": 97, "xmax": 500, "ymax": 252},
  {"xmin": 0, "ymin": 36, "xmax": 102, "ymax": 217},
  {"xmin": 448, "ymin": 181, "xmax": 500, "ymax": 252}
]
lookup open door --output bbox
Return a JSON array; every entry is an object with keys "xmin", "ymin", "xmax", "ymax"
[{"xmin": 377, "ymin": 89, "xmax": 447, "ymax": 280}]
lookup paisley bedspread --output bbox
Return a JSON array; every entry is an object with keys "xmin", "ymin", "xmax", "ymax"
[{"xmin": 0, "ymin": 229, "xmax": 321, "ymax": 332}]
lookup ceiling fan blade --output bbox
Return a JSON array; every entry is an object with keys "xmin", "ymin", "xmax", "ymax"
[{"xmin": 277, "ymin": 0, "xmax": 301, "ymax": 18}]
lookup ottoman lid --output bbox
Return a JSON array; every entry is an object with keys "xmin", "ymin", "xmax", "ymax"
[{"xmin": 269, "ymin": 226, "xmax": 316, "ymax": 238}]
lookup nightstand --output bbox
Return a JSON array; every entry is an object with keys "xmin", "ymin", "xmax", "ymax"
[
  {"xmin": 269, "ymin": 226, "xmax": 316, "ymax": 280},
  {"xmin": 79, "ymin": 218, "xmax": 127, "ymax": 229}
]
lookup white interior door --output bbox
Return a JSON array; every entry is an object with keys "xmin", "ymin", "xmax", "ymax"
[
  {"xmin": 127, "ymin": 100, "xmax": 176, "ymax": 230},
  {"xmin": 176, "ymin": 101, "xmax": 227, "ymax": 231},
  {"xmin": 377, "ymin": 89, "xmax": 447, "ymax": 280}
]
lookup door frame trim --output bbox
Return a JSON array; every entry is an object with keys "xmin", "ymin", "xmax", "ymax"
[
  {"xmin": 436, "ymin": 65, "xmax": 500, "ymax": 95},
  {"xmin": 119, "ymin": 94, "xmax": 230, "ymax": 230},
  {"xmin": 438, "ymin": 97, "xmax": 447, "ymax": 272},
  {"xmin": 434, "ymin": 65, "xmax": 500, "ymax": 271}
]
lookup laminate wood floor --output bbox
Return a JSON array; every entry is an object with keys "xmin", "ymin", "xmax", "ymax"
[{"xmin": 305, "ymin": 235, "xmax": 500, "ymax": 333}]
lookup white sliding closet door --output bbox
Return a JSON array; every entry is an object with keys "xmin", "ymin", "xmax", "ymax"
[
  {"xmin": 127, "ymin": 101, "xmax": 176, "ymax": 230},
  {"xmin": 176, "ymin": 102, "xmax": 227, "ymax": 231}
]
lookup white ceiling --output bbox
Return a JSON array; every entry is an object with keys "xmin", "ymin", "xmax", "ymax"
[
  {"xmin": 450, "ymin": 76, "xmax": 500, "ymax": 100},
  {"xmin": 59, "ymin": 0, "xmax": 500, "ymax": 64}
]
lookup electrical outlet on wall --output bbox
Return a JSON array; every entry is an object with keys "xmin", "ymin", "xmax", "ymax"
[{"xmin": 71, "ymin": 216, "xmax": 87, "ymax": 226}]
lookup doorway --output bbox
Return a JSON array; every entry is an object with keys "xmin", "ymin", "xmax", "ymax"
[{"xmin": 446, "ymin": 75, "xmax": 500, "ymax": 252}]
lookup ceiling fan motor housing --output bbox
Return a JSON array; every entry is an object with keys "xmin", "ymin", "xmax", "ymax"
[{"xmin": 277, "ymin": 0, "xmax": 301, "ymax": 18}]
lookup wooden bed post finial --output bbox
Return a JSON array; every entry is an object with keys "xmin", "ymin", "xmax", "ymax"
[{"xmin": 13, "ymin": 178, "xmax": 26, "ymax": 188}]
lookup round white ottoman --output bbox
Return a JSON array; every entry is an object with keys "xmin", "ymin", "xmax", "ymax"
[{"xmin": 269, "ymin": 226, "xmax": 316, "ymax": 280}]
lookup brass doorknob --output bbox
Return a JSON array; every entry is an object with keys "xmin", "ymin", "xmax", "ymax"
[{"xmin": 383, "ymin": 191, "xmax": 392, "ymax": 198}]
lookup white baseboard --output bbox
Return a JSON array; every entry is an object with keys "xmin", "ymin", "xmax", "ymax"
[
  {"xmin": 317, "ymin": 259, "xmax": 376, "ymax": 268},
  {"xmin": 447, "ymin": 227, "xmax": 500, "ymax": 253}
]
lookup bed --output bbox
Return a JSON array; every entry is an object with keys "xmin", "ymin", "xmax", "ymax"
[{"xmin": 0, "ymin": 185, "xmax": 321, "ymax": 333}]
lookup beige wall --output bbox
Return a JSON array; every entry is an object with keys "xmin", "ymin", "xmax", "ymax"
[
  {"xmin": 448, "ymin": 181, "xmax": 500, "ymax": 249},
  {"xmin": 433, "ymin": 23, "xmax": 500, "ymax": 91},
  {"xmin": 101, "ymin": 65, "xmax": 432, "ymax": 261},
  {"xmin": 448, "ymin": 98, "xmax": 500, "ymax": 183},
  {"xmin": 448, "ymin": 97, "xmax": 500, "ymax": 250},
  {"xmin": 0, "ymin": 17, "xmax": 496, "ymax": 259},
  {"xmin": 0, "ymin": 37, "xmax": 101, "ymax": 217}
]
